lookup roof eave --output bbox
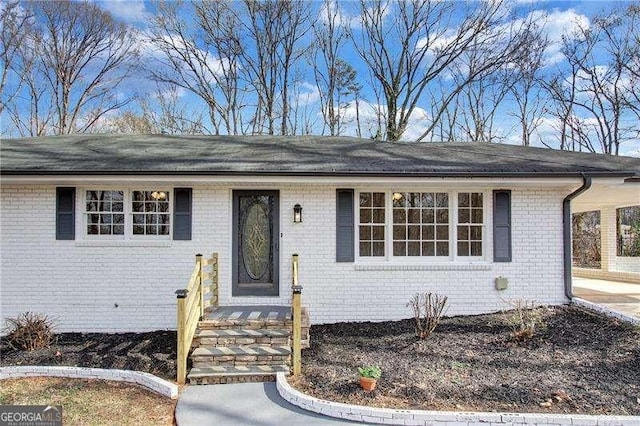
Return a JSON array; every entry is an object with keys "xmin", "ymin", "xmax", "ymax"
[{"xmin": 1, "ymin": 170, "xmax": 637, "ymax": 178}]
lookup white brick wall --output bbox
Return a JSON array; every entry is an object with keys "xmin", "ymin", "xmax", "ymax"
[{"xmin": 1, "ymin": 182, "xmax": 569, "ymax": 331}]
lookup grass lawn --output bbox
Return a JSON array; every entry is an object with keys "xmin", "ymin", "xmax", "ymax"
[
  {"xmin": 292, "ymin": 305, "xmax": 640, "ymax": 416},
  {"xmin": 0, "ymin": 377, "xmax": 176, "ymax": 425}
]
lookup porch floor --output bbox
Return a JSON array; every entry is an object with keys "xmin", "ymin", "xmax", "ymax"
[{"xmin": 204, "ymin": 305, "xmax": 292, "ymax": 321}]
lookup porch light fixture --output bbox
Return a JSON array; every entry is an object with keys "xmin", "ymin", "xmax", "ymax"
[{"xmin": 293, "ymin": 204, "xmax": 303, "ymax": 223}]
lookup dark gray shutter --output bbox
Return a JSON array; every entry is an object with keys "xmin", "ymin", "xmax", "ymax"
[
  {"xmin": 336, "ymin": 189, "xmax": 354, "ymax": 262},
  {"xmin": 56, "ymin": 187, "xmax": 75, "ymax": 240},
  {"xmin": 493, "ymin": 190, "xmax": 512, "ymax": 262},
  {"xmin": 173, "ymin": 188, "xmax": 192, "ymax": 240}
]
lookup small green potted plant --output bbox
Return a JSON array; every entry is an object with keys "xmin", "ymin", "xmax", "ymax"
[{"xmin": 358, "ymin": 365, "xmax": 381, "ymax": 392}]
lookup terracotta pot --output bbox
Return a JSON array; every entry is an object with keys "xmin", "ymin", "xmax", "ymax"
[{"xmin": 359, "ymin": 376, "xmax": 377, "ymax": 392}]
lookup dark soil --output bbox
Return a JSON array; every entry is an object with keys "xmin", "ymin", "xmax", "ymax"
[
  {"xmin": 0, "ymin": 331, "xmax": 176, "ymax": 381},
  {"xmin": 291, "ymin": 306, "xmax": 640, "ymax": 415}
]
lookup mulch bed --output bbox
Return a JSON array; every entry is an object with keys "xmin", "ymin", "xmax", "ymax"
[
  {"xmin": 0, "ymin": 331, "xmax": 176, "ymax": 381},
  {"xmin": 291, "ymin": 305, "xmax": 640, "ymax": 416}
]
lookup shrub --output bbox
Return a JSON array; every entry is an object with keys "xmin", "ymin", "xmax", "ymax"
[
  {"xmin": 503, "ymin": 299, "xmax": 544, "ymax": 342},
  {"xmin": 358, "ymin": 365, "xmax": 382, "ymax": 379},
  {"xmin": 406, "ymin": 292, "xmax": 448, "ymax": 340},
  {"xmin": 4, "ymin": 312, "xmax": 55, "ymax": 351}
]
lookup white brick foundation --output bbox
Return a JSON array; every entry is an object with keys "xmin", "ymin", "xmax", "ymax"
[
  {"xmin": 2, "ymin": 182, "xmax": 570, "ymax": 331},
  {"xmin": 0, "ymin": 366, "xmax": 178, "ymax": 399}
]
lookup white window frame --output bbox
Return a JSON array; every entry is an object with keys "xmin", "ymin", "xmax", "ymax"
[
  {"xmin": 355, "ymin": 189, "xmax": 487, "ymax": 263},
  {"xmin": 81, "ymin": 188, "xmax": 172, "ymax": 240}
]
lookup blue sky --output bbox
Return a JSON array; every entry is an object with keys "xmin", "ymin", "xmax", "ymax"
[{"xmin": 4, "ymin": 0, "xmax": 639, "ymax": 156}]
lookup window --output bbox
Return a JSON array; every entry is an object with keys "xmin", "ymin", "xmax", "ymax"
[
  {"xmin": 356, "ymin": 190, "xmax": 486, "ymax": 261},
  {"xmin": 358, "ymin": 192, "xmax": 385, "ymax": 256},
  {"xmin": 84, "ymin": 189, "xmax": 170, "ymax": 238},
  {"xmin": 86, "ymin": 190, "xmax": 124, "ymax": 235},
  {"xmin": 132, "ymin": 191, "xmax": 170, "ymax": 235},
  {"xmin": 457, "ymin": 192, "xmax": 483, "ymax": 256},
  {"xmin": 392, "ymin": 192, "xmax": 449, "ymax": 256}
]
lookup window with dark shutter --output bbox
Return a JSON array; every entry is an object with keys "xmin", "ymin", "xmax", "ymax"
[
  {"xmin": 336, "ymin": 189, "xmax": 354, "ymax": 262},
  {"xmin": 173, "ymin": 188, "xmax": 192, "ymax": 240},
  {"xmin": 56, "ymin": 187, "xmax": 75, "ymax": 240},
  {"xmin": 493, "ymin": 190, "xmax": 512, "ymax": 262}
]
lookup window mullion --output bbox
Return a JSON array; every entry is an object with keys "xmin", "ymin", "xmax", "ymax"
[
  {"xmin": 125, "ymin": 189, "xmax": 131, "ymax": 240},
  {"xmin": 452, "ymin": 192, "xmax": 457, "ymax": 262}
]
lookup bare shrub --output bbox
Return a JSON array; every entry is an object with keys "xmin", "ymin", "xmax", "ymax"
[
  {"xmin": 4, "ymin": 311, "xmax": 55, "ymax": 351},
  {"xmin": 407, "ymin": 292, "xmax": 448, "ymax": 340},
  {"xmin": 503, "ymin": 299, "xmax": 544, "ymax": 342}
]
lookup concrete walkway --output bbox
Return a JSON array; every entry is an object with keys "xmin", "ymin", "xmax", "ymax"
[
  {"xmin": 175, "ymin": 382, "xmax": 359, "ymax": 425},
  {"xmin": 573, "ymin": 277, "xmax": 640, "ymax": 319}
]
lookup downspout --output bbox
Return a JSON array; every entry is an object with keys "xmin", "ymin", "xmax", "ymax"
[{"xmin": 562, "ymin": 173, "xmax": 592, "ymax": 300}]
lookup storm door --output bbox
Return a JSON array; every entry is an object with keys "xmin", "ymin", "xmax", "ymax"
[{"xmin": 232, "ymin": 191, "xmax": 279, "ymax": 296}]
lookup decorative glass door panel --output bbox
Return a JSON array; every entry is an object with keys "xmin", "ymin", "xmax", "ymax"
[{"xmin": 232, "ymin": 191, "xmax": 279, "ymax": 296}]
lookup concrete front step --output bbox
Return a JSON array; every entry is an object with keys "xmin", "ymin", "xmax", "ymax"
[
  {"xmin": 187, "ymin": 365, "xmax": 290, "ymax": 385},
  {"xmin": 193, "ymin": 328, "xmax": 291, "ymax": 347},
  {"xmin": 197, "ymin": 318, "xmax": 296, "ymax": 330},
  {"xmin": 191, "ymin": 345, "xmax": 292, "ymax": 367}
]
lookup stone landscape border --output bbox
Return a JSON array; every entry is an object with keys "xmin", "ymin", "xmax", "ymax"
[
  {"xmin": 0, "ymin": 365, "xmax": 178, "ymax": 399},
  {"xmin": 572, "ymin": 297, "xmax": 640, "ymax": 326},
  {"xmin": 276, "ymin": 373, "xmax": 640, "ymax": 425}
]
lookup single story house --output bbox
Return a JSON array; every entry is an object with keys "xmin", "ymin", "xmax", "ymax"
[{"xmin": 1, "ymin": 134, "xmax": 639, "ymax": 332}]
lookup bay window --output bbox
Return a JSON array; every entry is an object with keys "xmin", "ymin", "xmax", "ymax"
[{"xmin": 357, "ymin": 190, "xmax": 485, "ymax": 260}]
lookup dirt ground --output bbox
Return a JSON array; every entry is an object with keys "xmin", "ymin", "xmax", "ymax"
[
  {"xmin": 291, "ymin": 305, "xmax": 640, "ymax": 415},
  {"xmin": 0, "ymin": 330, "xmax": 176, "ymax": 380}
]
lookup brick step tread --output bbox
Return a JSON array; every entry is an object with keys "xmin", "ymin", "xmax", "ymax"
[
  {"xmin": 198, "ymin": 319, "xmax": 294, "ymax": 327},
  {"xmin": 187, "ymin": 365, "xmax": 289, "ymax": 379},
  {"xmin": 198, "ymin": 319, "xmax": 310, "ymax": 327},
  {"xmin": 196, "ymin": 329, "xmax": 290, "ymax": 338},
  {"xmin": 192, "ymin": 345, "xmax": 291, "ymax": 357}
]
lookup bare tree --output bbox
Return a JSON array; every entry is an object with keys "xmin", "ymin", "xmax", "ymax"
[
  {"xmin": 4, "ymin": 0, "xmax": 138, "ymax": 136},
  {"xmin": 448, "ymin": 49, "xmax": 514, "ymax": 143},
  {"xmin": 311, "ymin": 0, "xmax": 361, "ymax": 135},
  {"xmin": 148, "ymin": 1, "xmax": 244, "ymax": 135},
  {"xmin": 241, "ymin": 0, "xmax": 310, "ymax": 135},
  {"xmin": 36, "ymin": 0, "xmax": 137, "ymax": 134},
  {"xmin": 0, "ymin": 1, "xmax": 32, "ymax": 115},
  {"xmin": 352, "ymin": 0, "xmax": 531, "ymax": 142},
  {"xmin": 5, "ymin": 26, "xmax": 53, "ymax": 137},
  {"xmin": 509, "ymin": 26, "xmax": 549, "ymax": 147},
  {"xmin": 545, "ymin": 8, "xmax": 640, "ymax": 155},
  {"xmin": 91, "ymin": 85, "xmax": 205, "ymax": 135}
]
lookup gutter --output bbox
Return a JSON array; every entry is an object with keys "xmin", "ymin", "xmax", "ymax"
[
  {"xmin": 0, "ymin": 170, "xmax": 636, "ymax": 178},
  {"xmin": 562, "ymin": 173, "xmax": 592, "ymax": 299}
]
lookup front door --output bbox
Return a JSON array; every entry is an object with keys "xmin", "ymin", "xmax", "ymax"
[{"xmin": 232, "ymin": 190, "xmax": 279, "ymax": 296}]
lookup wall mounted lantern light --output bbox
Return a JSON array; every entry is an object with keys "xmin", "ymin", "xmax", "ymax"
[{"xmin": 293, "ymin": 204, "xmax": 303, "ymax": 223}]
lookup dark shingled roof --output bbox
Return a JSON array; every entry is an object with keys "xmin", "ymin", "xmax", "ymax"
[{"xmin": 1, "ymin": 134, "xmax": 639, "ymax": 177}]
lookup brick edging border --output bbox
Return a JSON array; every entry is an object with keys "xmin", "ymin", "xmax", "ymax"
[
  {"xmin": 0, "ymin": 366, "xmax": 178, "ymax": 399},
  {"xmin": 572, "ymin": 297, "xmax": 640, "ymax": 326},
  {"xmin": 276, "ymin": 373, "xmax": 640, "ymax": 425}
]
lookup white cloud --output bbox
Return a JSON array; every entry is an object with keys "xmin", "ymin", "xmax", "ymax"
[
  {"xmin": 539, "ymin": 9, "xmax": 590, "ymax": 66},
  {"xmin": 98, "ymin": 0, "xmax": 150, "ymax": 24},
  {"xmin": 336, "ymin": 101, "xmax": 430, "ymax": 140},
  {"xmin": 138, "ymin": 31, "xmax": 227, "ymax": 81},
  {"xmin": 318, "ymin": 0, "xmax": 362, "ymax": 30},
  {"xmin": 296, "ymin": 82, "xmax": 321, "ymax": 106},
  {"xmin": 621, "ymin": 144, "xmax": 640, "ymax": 157}
]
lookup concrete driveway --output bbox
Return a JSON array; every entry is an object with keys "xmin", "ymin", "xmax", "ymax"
[{"xmin": 573, "ymin": 277, "xmax": 640, "ymax": 319}]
